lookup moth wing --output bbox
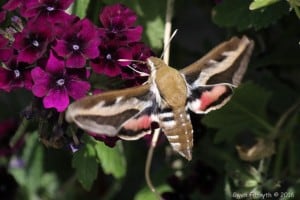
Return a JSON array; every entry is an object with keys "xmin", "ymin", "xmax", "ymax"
[
  {"xmin": 66, "ymin": 84, "xmax": 158, "ymax": 140},
  {"xmin": 180, "ymin": 36, "xmax": 254, "ymax": 113}
]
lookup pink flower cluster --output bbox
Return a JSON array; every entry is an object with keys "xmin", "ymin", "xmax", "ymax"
[{"xmin": 0, "ymin": 1, "xmax": 152, "ymax": 112}]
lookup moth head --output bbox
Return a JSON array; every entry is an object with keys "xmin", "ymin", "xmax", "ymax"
[{"xmin": 146, "ymin": 56, "xmax": 166, "ymax": 71}]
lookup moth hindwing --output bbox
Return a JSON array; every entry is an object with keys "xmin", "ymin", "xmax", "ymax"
[{"xmin": 65, "ymin": 36, "xmax": 254, "ymax": 160}]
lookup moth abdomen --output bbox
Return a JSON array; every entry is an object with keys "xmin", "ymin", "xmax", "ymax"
[{"xmin": 160, "ymin": 107, "xmax": 193, "ymax": 160}]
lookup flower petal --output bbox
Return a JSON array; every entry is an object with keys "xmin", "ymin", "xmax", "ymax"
[
  {"xmin": 23, "ymin": 69, "xmax": 33, "ymax": 90},
  {"xmin": 66, "ymin": 53, "xmax": 86, "ymax": 68},
  {"xmin": 91, "ymin": 60, "xmax": 121, "ymax": 77},
  {"xmin": 2, "ymin": 0, "xmax": 23, "ymax": 11},
  {"xmin": 117, "ymin": 47, "xmax": 132, "ymax": 66},
  {"xmin": 52, "ymin": 39, "xmax": 69, "ymax": 57},
  {"xmin": 0, "ymin": 11, "xmax": 6, "ymax": 23},
  {"xmin": 60, "ymin": 0, "xmax": 74, "ymax": 9},
  {"xmin": 125, "ymin": 26, "xmax": 143, "ymax": 43},
  {"xmin": 31, "ymin": 67, "xmax": 51, "ymax": 97},
  {"xmin": 0, "ymin": 48, "xmax": 13, "ymax": 62},
  {"xmin": 43, "ymin": 88, "xmax": 69, "ymax": 112},
  {"xmin": 46, "ymin": 51, "xmax": 65, "ymax": 74},
  {"xmin": 17, "ymin": 48, "xmax": 41, "ymax": 64},
  {"xmin": 78, "ymin": 19, "xmax": 98, "ymax": 41},
  {"xmin": 67, "ymin": 79, "xmax": 90, "ymax": 99},
  {"xmin": 83, "ymin": 39, "xmax": 100, "ymax": 59},
  {"xmin": 0, "ymin": 68, "xmax": 11, "ymax": 92},
  {"xmin": 100, "ymin": 3, "xmax": 137, "ymax": 27}
]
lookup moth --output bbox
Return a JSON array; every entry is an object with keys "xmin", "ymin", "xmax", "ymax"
[{"xmin": 65, "ymin": 36, "xmax": 254, "ymax": 161}]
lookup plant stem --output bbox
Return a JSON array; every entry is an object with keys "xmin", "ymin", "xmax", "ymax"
[
  {"xmin": 271, "ymin": 99, "xmax": 300, "ymax": 139},
  {"xmin": 289, "ymin": 138, "xmax": 296, "ymax": 175},
  {"xmin": 9, "ymin": 118, "xmax": 29, "ymax": 147},
  {"xmin": 273, "ymin": 133, "xmax": 288, "ymax": 179},
  {"xmin": 163, "ymin": 0, "xmax": 175, "ymax": 65}
]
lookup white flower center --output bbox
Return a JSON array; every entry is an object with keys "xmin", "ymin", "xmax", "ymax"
[
  {"xmin": 72, "ymin": 44, "xmax": 80, "ymax": 51},
  {"xmin": 14, "ymin": 70, "xmax": 20, "ymax": 78},
  {"xmin": 32, "ymin": 40, "xmax": 39, "ymax": 47},
  {"xmin": 47, "ymin": 6, "xmax": 55, "ymax": 12},
  {"xmin": 106, "ymin": 54, "xmax": 112, "ymax": 60},
  {"xmin": 56, "ymin": 78, "xmax": 65, "ymax": 86}
]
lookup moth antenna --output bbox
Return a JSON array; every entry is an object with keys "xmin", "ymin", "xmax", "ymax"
[
  {"xmin": 145, "ymin": 128, "xmax": 162, "ymax": 199},
  {"xmin": 160, "ymin": 29, "xmax": 178, "ymax": 61},
  {"xmin": 118, "ymin": 59, "xmax": 149, "ymax": 77}
]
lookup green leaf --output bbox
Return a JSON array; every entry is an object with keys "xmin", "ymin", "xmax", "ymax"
[
  {"xmin": 10, "ymin": 133, "xmax": 45, "ymax": 199},
  {"xmin": 134, "ymin": 184, "xmax": 171, "ymax": 200},
  {"xmin": 94, "ymin": 140, "xmax": 126, "ymax": 179},
  {"xmin": 202, "ymin": 82, "xmax": 274, "ymax": 143},
  {"xmin": 39, "ymin": 173, "xmax": 59, "ymax": 198},
  {"xmin": 72, "ymin": 0, "xmax": 91, "ymax": 18},
  {"xmin": 249, "ymin": 0, "xmax": 280, "ymax": 10},
  {"xmin": 213, "ymin": 0, "xmax": 289, "ymax": 31},
  {"xmin": 102, "ymin": 0, "xmax": 124, "ymax": 4},
  {"xmin": 132, "ymin": 0, "xmax": 165, "ymax": 51},
  {"xmin": 72, "ymin": 145, "xmax": 98, "ymax": 190},
  {"xmin": 288, "ymin": 0, "xmax": 300, "ymax": 19},
  {"xmin": 143, "ymin": 16, "xmax": 164, "ymax": 50}
]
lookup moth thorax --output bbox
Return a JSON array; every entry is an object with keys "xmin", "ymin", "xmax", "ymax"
[{"xmin": 159, "ymin": 107, "xmax": 193, "ymax": 160}]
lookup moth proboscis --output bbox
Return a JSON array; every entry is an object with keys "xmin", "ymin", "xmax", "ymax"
[{"xmin": 65, "ymin": 36, "xmax": 254, "ymax": 161}]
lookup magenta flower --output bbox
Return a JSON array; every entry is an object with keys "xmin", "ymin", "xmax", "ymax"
[
  {"xmin": 2, "ymin": 0, "xmax": 28, "ymax": 16},
  {"xmin": 52, "ymin": 14, "xmax": 79, "ymax": 37},
  {"xmin": 31, "ymin": 51, "xmax": 91, "ymax": 112},
  {"xmin": 0, "ymin": 58, "xmax": 33, "ymax": 92},
  {"xmin": 2, "ymin": 0, "xmax": 21, "ymax": 11},
  {"xmin": 99, "ymin": 3, "xmax": 143, "ymax": 44},
  {"xmin": 100, "ymin": 3, "xmax": 138, "ymax": 27},
  {"xmin": 121, "ymin": 43, "xmax": 152, "ymax": 81},
  {"xmin": 0, "ymin": 11, "xmax": 6, "ymax": 23},
  {"xmin": 131, "ymin": 42, "xmax": 152, "ymax": 66},
  {"xmin": 23, "ymin": 0, "xmax": 74, "ymax": 22},
  {"xmin": 53, "ymin": 19, "xmax": 100, "ymax": 68},
  {"xmin": 91, "ymin": 42, "xmax": 132, "ymax": 77},
  {"xmin": 13, "ymin": 20, "xmax": 54, "ymax": 64},
  {"xmin": 0, "ymin": 35, "xmax": 13, "ymax": 62}
]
